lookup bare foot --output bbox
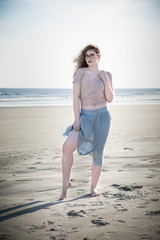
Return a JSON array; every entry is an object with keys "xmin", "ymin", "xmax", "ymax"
[
  {"xmin": 59, "ymin": 182, "xmax": 72, "ymax": 200},
  {"xmin": 90, "ymin": 189, "xmax": 100, "ymax": 197}
]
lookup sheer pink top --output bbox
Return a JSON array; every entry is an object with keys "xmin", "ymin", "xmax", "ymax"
[{"xmin": 73, "ymin": 67, "xmax": 106, "ymax": 108}]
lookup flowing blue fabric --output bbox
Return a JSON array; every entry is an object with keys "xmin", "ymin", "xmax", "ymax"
[{"xmin": 63, "ymin": 106, "xmax": 111, "ymax": 165}]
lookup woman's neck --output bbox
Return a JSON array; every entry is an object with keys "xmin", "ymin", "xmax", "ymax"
[{"xmin": 87, "ymin": 66, "xmax": 99, "ymax": 72}]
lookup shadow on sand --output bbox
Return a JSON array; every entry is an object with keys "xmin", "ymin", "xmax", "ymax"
[{"xmin": 0, "ymin": 194, "xmax": 91, "ymax": 222}]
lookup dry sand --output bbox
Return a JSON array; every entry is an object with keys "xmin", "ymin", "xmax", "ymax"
[{"xmin": 0, "ymin": 104, "xmax": 160, "ymax": 240}]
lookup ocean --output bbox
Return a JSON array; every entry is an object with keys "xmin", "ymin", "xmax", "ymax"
[{"xmin": 0, "ymin": 88, "xmax": 160, "ymax": 107}]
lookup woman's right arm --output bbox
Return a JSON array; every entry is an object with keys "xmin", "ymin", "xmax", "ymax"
[{"xmin": 73, "ymin": 83, "xmax": 81, "ymax": 131}]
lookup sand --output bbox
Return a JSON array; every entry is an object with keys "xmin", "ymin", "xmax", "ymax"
[{"xmin": 0, "ymin": 104, "xmax": 160, "ymax": 240}]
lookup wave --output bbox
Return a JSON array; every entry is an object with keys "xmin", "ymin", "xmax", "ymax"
[{"xmin": 0, "ymin": 88, "xmax": 160, "ymax": 107}]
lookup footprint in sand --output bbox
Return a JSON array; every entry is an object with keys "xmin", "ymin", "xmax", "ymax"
[
  {"xmin": 151, "ymin": 198, "xmax": 159, "ymax": 202},
  {"xmin": 50, "ymin": 236, "xmax": 56, "ymax": 240},
  {"xmin": 118, "ymin": 220, "xmax": 126, "ymax": 223},
  {"xmin": 145, "ymin": 210, "xmax": 160, "ymax": 216},
  {"xmin": 48, "ymin": 221, "xmax": 55, "ymax": 225},
  {"xmin": 49, "ymin": 228, "xmax": 56, "ymax": 232},
  {"xmin": 139, "ymin": 234, "xmax": 153, "ymax": 240},
  {"xmin": 67, "ymin": 210, "xmax": 86, "ymax": 217},
  {"xmin": 123, "ymin": 147, "xmax": 134, "ymax": 151},
  {"xmin": 27, "ymin": 167, "xmax": 36, "ymax": 169},
  {"xmin": 91, "ymin": 219, "xmax": 110, "ymax": 226},
  {"xmin": 111, "ymin": 184, "xmax": 143, "ymax": 191}
]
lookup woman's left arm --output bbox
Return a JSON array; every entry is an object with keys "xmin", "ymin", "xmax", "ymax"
[{"xmin": 99, "ymin": 71, "xmax": 114, "ymax": 103}]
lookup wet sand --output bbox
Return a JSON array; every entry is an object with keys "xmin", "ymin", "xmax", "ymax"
[{"xmin": 0, "ymin": 105, "xmax": 160, "ymax": 240}]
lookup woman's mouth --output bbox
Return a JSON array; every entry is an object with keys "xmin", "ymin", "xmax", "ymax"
[{"xmin": 88, "ymin": 61, "xmax": 92, "ymax": 63}]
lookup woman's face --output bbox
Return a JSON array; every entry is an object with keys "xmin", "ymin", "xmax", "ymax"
[{"xmin": 85, "ymin": 49, "xmax": 100, "ymax": 66}]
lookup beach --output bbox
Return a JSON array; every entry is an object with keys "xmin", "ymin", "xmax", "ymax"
[{"xmin": 0, "ymin": 104, "xmax": 160, "ymax": 240}]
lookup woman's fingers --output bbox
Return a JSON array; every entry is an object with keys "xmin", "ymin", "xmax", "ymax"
[
  {"xmin": 76, "ymin": 125, "xmax": 79, "ymax": 131},
  {"xmin": 73, "ymin": 124, "xmax": 79, "ymax": 131},
  {"xmin": 73, "ymin": 120, "xmax": 80, "ymax": 131}
]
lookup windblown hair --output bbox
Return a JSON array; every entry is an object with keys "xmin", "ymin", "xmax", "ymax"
[{"xmin": 72, "ymin": 44, "xmax": 100, "ymax": 77}]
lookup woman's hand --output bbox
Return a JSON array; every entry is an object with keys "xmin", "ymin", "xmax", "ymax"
[
  {"xmin": 73, "ymin": 119, "xmax": 80, "ymax": 131},
  {"xmin": 99, "ymin": 70, "xmax": 110, "ymax": 83}
]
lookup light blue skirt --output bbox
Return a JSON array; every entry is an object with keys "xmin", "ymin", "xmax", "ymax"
[{"xmin": 63, "ymin": 106, "xmax": 112, "ymax": 165}]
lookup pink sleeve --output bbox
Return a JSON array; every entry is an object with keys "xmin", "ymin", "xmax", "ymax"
[{"xmin": 73, "ymin": 68, "xmax": 82, "ymax": 84}]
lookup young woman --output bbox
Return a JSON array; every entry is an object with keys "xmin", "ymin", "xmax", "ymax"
[{"xmin": 59, "ymin": 44, "xmax": 114, "ymax": 200}]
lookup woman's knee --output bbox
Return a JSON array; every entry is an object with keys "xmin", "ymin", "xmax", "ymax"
[
  {"xmin": 62, "ymin": 131, "xmax": 78, "ymax": 154},
  {"xmin": 62, "ymin": 142, "xmax": 68, "ymax": 154},
  {"xmin": 62, "ymin": 141, "xmax": 74, "ymax": 154}
]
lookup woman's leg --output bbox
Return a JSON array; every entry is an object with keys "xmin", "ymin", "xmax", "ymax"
[
  {"xmin": 90, "ymin": 110, "xmax": 111, "ymax": 197},
  {"xmin": 59, "ymin": 130, "xmax": 79, "ymax": 200},
  {"xmin": 90, "ymin": 152, "xmax": 102, "ymax": 197}
]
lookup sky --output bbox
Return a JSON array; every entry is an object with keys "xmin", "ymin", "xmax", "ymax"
[{"xmin": 0, "ymin": 0, "xmax": 160, "ymax": 88}]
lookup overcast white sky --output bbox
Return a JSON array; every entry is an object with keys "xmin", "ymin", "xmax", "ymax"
[{"xmin": 0, "ymin": 0, "xmax": 160, "ymax": 88}]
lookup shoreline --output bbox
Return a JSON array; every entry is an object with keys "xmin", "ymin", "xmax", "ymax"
[
  {"xmin": 0, "ymin": 103, "xmax": 159, "ymax": 111},
  {"xmin": 0, "ymin": 102, "xmax": 160, "ymax": 108}
]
